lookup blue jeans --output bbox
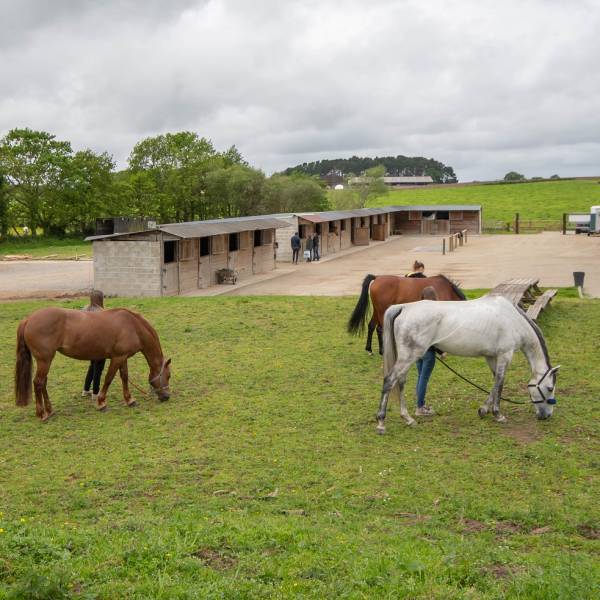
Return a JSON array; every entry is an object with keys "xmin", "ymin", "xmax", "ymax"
[{"xmin": 416, "ymin": 349, "xmax": 436, "ymax": 408}]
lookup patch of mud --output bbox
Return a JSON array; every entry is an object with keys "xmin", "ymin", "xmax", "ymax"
[
  {"xmin": 577, "ymin": 524, "xmax": 600, "ymax": 540},
  {"xmin": 461, "ymin": 518, "xmax": 487, "ymax": 533},
  {"xmin": 495, "ymin": 521, "xmax": 523, "ymax": 534},
  {"xmin": 481, "ymin": 564, "xmax": 518, "ymax": 579},
  {"xmin": 192, "ymin": 547, "xmax": 238, "ymax": 570},
  {"xmin": 501, "ymin": 421, "xmax": 541, "ymax": 444}
]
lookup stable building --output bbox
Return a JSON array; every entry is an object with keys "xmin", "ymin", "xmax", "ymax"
[
  {"xmin": 274, "ymin": 208, "xmax": 392, "ymax": 262},
  {"xmin": 87, "ymin": 216, "xmax": 289, "ymax": 296},
  {"xmin": 390, "ymin": 205, "xmax": 481, "ymax": 236}
]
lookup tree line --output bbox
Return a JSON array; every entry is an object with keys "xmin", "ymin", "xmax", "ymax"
[
  {"xmin": 281, "ymin": 155, "xmax": 457, "ymax": 183},
  {"xmin": 0, "ymin": 129, "xmax": 328, "ymax": 238}
]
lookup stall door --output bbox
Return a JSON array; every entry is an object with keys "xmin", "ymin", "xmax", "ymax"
[
  {"xmin": 198, "ymin": 238, "xmax": 211, "ymax": 288},
  {"xmin": 162, "ymin": 240, "xmax": 179, "ymax": 295}
]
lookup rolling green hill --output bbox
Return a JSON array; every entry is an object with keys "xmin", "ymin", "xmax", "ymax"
[{"xmin": 366, "ymin": 179, "xmax": 600, "ymax": 224}]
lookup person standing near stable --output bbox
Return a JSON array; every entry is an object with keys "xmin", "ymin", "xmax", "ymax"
[
  {"xmin": 81, "ymin": 289, "xmax": 106, "ymax": 401},
  {"xmin": 414, "ymin": 285, "xmax": 442, "ymax": 416},
  {"xmin": 305, "ymin": 233, "xmax": 314, "ymax": 262},
  {"xmin": 290, "ymin": 232, "xmax": 301, "ymax": 264},
  {"xmin": 312, "ymin": 232, "xmax": 320, "ymax": 261}
]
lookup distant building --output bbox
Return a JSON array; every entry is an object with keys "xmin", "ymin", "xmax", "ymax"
[{"xmin": 349, "ymin": 175, "xmax": 434, "ymax": 187}]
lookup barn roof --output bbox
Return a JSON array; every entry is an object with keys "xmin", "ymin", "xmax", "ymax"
[
  {"xmin": 86, "ymin": 215, "xmax": 290, "ymax": 241},
  {"xmin": 387, "ymin": 205, "xmax": 481, "ymax": 212}
]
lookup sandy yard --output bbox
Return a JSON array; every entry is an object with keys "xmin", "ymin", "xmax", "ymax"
[
  {"xmin": 0, "ymin": 260, "xmax": 93, "ymax": 299},
  {"xmin": 0, "ymin": 233, "xmax": 597, "ymax": 299},
  {"xmin": 223, "ymin": 232, "xmax": 600, "ymax": 297}
]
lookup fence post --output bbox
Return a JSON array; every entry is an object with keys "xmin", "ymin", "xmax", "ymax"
[
  {"xmin": 442, "ymin": 238, "xmax": 446, "ymax": 255},
  {"xmin": 464, "ymin": 229, "xmax": 468, "ymax": 244},
  {"xmin": 515, "ymin": 213, "xmax": 520, "ymax": 234},
  {"xmin": 562, "ymin": 213, "xmax": 567, "ymax": 235}
]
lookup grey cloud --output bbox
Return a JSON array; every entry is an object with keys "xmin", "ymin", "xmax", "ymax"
[{"xmin": 1, "ymin": 0, "xmax": 599, "ymax": 180}]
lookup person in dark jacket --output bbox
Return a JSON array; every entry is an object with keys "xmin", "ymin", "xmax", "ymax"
[
  {"xmin": 414, "ymin": 285, "xmax": 440, "ymax": 416},
  {"xmin": 305, "ymin": 234, "xmax": 313, "ymax": 262},
  {"xmin": 406, "ymin": 260, "xmax": 426, "ymax": 278},
  {"xmin": 312, "ymin": 233, "xmax": 320, "ymax": 261},
  {"xmin": 81, "ymin": 289, "xmax": 106, "ymax": 401},
  {"xmin": 291, "ymin": 232, "xmax": 301, "ymax": 264}
]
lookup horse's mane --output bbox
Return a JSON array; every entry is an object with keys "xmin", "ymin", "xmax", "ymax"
[
  {"xmin": 516, "ymin": 306, "xmax": 552, "ymax": 371},
  {"xmin": 434, "ymin": 274, "xmax": 466, "ymax": 300},
  {"xmin": 111, "ymin": 308, "xmax": 162, "ymax": 348}
]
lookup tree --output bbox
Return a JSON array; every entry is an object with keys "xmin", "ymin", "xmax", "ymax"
[
  {"xmin": 0, "ymin": 173, "xmax": 10, "ymax": 239},
  {"xmin": 351, "ymin": 165, "xmax": 388, "ymax": 207},
  {"xmin": 128, "ymin": 131, "xmax": 223, "ymax": 222},
  {"xmin": 262, "ymin": 174, "xmax": 328, "ymax": 214},
  {"xmin": 503, "ymin": 171, "xmax": 525, "ymax": 182},
  {"xmin": 0, "ymin": 128, "xmax": 71, "ymax": 236},
  {"xmin": 59, "ymin": 150, "xmax": 116, "ymax": 234},
  {"xmin": 281, "ymin": 154, "xmax": 457, "ymax": 183}
]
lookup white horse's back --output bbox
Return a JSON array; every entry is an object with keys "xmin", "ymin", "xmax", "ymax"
[{"xmin": 388, "ymin": 296, "xmax": 527, "ymax": 358}]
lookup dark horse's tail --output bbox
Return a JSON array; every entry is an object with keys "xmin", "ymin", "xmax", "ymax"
[
  {"xmin": 15, "ymin": 320, "xmax": 32, "ymax": 406},
  {"xmin": 347, "ymin": 274, "xmax": 376, "ymax": 335}
]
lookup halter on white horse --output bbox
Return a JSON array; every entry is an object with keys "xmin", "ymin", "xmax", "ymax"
[{"xmin": 376, "ymin": 295, "xmax": 559, "ymax": 433}]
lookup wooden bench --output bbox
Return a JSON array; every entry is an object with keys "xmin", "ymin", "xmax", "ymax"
[
  {"xmin": 488, "ymin": 278, "xmax": 540, "ymax": 309},
  {"xmin": 526, "ymin": 289, "xmax": 558, "ymax": 321}
]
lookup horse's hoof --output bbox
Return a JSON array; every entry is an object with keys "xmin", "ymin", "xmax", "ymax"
[
  {"xmin": 41, "ymin": 411, "xmax": 55, "ymax": 422},
  {"xmin": 367, "ymin": 351, "xmax": 373, "ymax": 356},
  {"xmin": 495, "ymin": 415, "xmax": 507, "ymax": 423},
  {"xmin": 407, "ymin": 419, "xmax": 417, "ymax": 427},
  {"xmin": 96, "ymin": 404, "xmax": 107, "ymax": 412},
  {"xmin": 478, "ymin": 407, "xmax": 488, "ymax": 418},
  {"xmin": 376, "ymin": 425, "xmax": 386, "ymax": 435},
  {"xmin": 127, "ymin": 400, "xmax": 137, "ymax": 408}
]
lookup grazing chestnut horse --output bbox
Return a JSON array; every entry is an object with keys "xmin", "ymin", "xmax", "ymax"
[
  {"xmin": 347, "ymin": 274, "xmax": 466, "ymax": 354},
  {"xmin": 15, "ymin": 307, "xmax": 171, "ymax": 420}
]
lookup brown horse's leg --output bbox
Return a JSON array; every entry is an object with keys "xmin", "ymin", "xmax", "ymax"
[
  {"xmin": 33, "ymin": 359, "xmax": 53, "ymax": 421},
  {"xmin": 119, "ymin": 361, "xmax": 135, "ymax": 407},
  {"xmin": 96, "ymin": 357, "xmax": 125, "ymax": 411},
  {"xmin": 366, "ymin": 316, "xmax": 376, "ymax": 354}
]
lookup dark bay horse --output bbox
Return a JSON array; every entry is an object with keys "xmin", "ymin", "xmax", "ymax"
[
  {"xmin": 347, "ymin": 274, "xmax": 466, "ymax": 354},
  {"xmin": 15, "ymin": 307, "xmax": 171, "ymax": 420}
]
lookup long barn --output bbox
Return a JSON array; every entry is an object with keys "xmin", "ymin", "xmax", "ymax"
[{"xmin": 87, "ymin": 216, "xmax": 289, "ymax": 296}]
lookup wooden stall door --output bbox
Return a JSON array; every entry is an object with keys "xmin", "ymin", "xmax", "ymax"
[
  {"xmin": 353, "ymin": 227, "xmax": 370, "ymax": 245},
  {"xmin": 163, "ymin": 262, "xmax": 179, "ymax": 295},
  {"xmin": 198, "ymin": 254, "xmax": 211, "ymax": 289}
]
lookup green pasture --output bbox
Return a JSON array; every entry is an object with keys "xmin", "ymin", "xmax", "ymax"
[
  {"xmin": 0, "ymin": 295, "xmax": 598, "ymax": 598},
  {"xmin": 0, "ymin": 237, "xmax": 90, "ymax": 260},
  {"xmin": 365, "ymin": 179, "xmax": 600, "ymax": 224}
]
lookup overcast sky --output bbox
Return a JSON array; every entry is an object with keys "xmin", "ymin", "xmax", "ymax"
[{"xmin": 1, "ymin": 0, "xmax": 599, "ymax": 181}]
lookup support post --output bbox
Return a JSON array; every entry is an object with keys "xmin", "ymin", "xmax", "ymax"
[
  {"xmin": 562, "ymin": 213, "xmax": 567, "ymax": 235},
  {"xmin": 515, "ymin": 213, "xmax": 520, "ymax": 234},
  {"xmin": 442, "ymin": 238, "xmax": 446, "ymax": 255}
]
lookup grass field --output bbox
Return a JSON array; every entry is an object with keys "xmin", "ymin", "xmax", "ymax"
[
  {"xmin": 364, "ymin": 179, "xmax": 600, "ymax": 224},
  {"xmin": 0, "ymin": 237, "xmax": 90, "ymax": 260},
  {"xmin": 0, "ymin": 295, "xmax": 598, "ymax": 598}
]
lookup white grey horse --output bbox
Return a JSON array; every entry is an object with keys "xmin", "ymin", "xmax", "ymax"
[{"xmin": 376, "ymin": 295, "xmax": 559, "ymax": 433}]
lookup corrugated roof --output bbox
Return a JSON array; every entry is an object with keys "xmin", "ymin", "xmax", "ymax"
[
  {"xmin": 86, "ymin": 216, "xmax": 290, "ymax": 241},
  {"xmin": 86, "ymin": 205, "xmax": 482, "ymax": 241},
  {"xmin": 383, "ymin": 176, "xmax": 434, "ymax": 184},
  {"xmin": 385, "ymin": 205, "xmax": 481, "ymax": 212}
]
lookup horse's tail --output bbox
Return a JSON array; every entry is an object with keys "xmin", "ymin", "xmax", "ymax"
[
  {"xmin": 383, "ymin": 305, "xmax": 403, "ymax": 376},
  {"xmin": 15, "ymin": 320, "xmax": 32, "ymax": 407},
  {"xmin": 347, "ymin": 274, "xmax": 376, "ymax": 335}
]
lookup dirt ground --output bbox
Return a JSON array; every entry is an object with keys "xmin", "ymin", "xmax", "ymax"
[
  {"xmin": 224, "ymin": 232, "xmax": 600, "ymax": 297},
  {"xmin": 0, "ymin": 233, "xmax": 597, "ymax": 299},
  {"xmin": 0, "ymin": 260, "xmax": 93, "ymax": 300}
]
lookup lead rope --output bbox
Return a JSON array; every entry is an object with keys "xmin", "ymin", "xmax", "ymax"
[{"xmin": 434, "ymin": 355, "xmax": 527, "ymax": 405}]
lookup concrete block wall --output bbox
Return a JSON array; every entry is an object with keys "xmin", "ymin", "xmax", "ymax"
[
  {"xmin": 275, "ymin": 221, "xmax": 298, "ymax": 262},
  {"xmin": 253, "ymin": 243, "xmax": 275, "ymax": 273},
  {"xmin": 93, "ymin": 240, "xmax": 162, "ymax": 297}
]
